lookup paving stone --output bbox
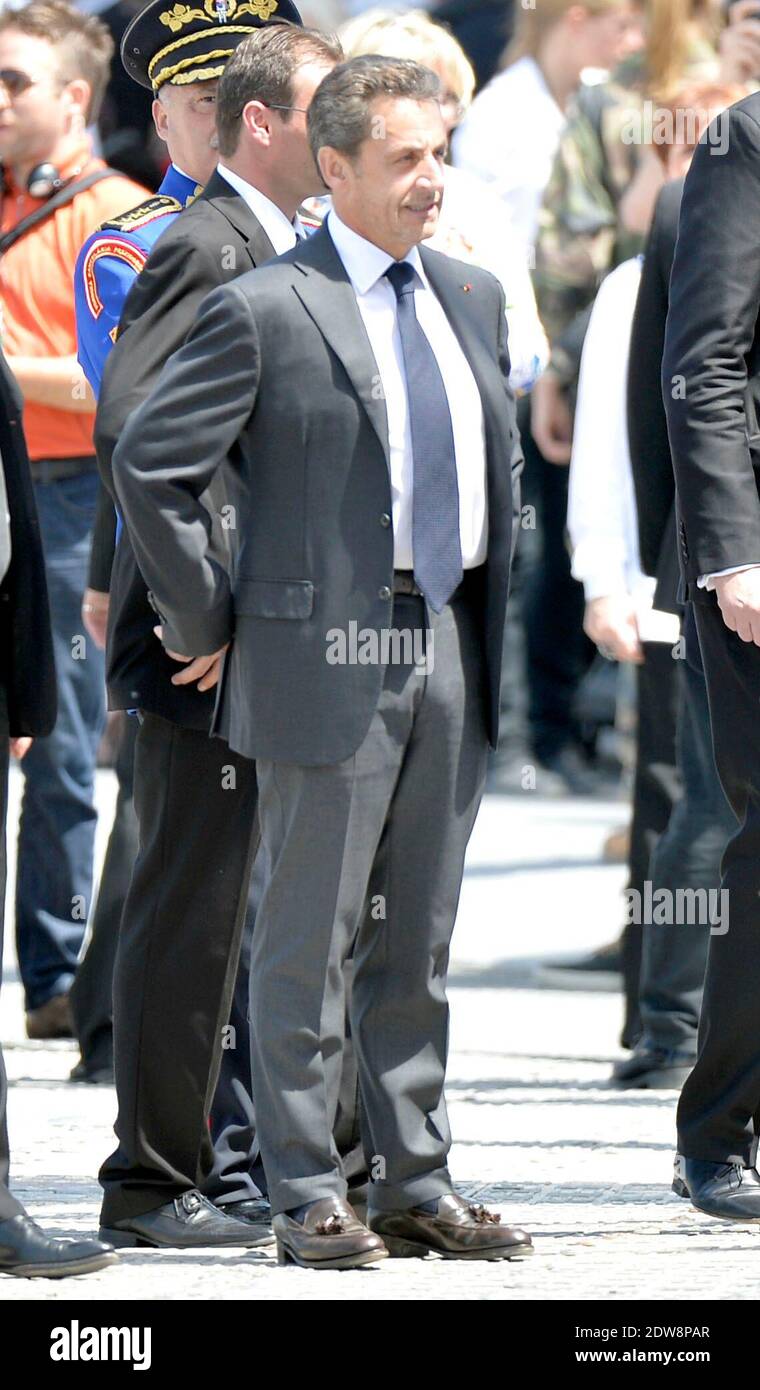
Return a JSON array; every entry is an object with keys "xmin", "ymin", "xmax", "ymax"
[{"xmin": 2, "ymin": 774, "xmax": 753, "ymax": 1300}]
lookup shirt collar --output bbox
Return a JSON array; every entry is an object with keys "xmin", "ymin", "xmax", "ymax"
[
  {"xmin": 216, "ymin": 162, "xmax": 297, "ymax": 255},
  {"xmin": 326, "ymin": 208, "xmax": 428, "ymax": 296},
  {"xmin": 159, "ymin": 163, "xmax": 202, "ymax": 207}
]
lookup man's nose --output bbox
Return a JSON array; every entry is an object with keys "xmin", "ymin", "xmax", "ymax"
[{"xmin": 418, "ymin": 154, "xmax": 444, "ymax": 189}]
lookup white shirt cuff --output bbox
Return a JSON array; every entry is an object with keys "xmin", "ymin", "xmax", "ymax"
[{"xmin": 698, "ymin": 564, "xmax": 760, "ymax": 591}]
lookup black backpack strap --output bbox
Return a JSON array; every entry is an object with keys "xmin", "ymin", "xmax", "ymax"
[{"xmin": 0, "ymin": 168, "xmax": 119, "ymax": 256}]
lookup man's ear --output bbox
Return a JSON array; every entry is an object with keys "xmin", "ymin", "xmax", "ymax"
[
  {"xmin": 63, "ymin": 77, "xmax": 91, "ymax": 129},
  {"xmin": 317, "ymin": 146, "xmax": 347, "ymax": 192},
  {"xmin": 152, "ymin": 95, "xmax": 168, "ymax": 145},
  {"xmin": 241, "ymin": 99, "xmax": 273, "ymax": 147}
]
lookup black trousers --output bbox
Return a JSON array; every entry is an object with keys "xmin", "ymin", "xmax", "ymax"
[
  {"xmin": 99, "ymin": 714, "xmax": 259, "ymax": 1225},
  {"xmin": 677, "ymin": 598, "xmax": 760, "ymax": 1164},
  {"xmin": 0, "ymin": 682, "xmax": 23, "ymax": 1221},
  {"xmin": 69, "ymin": 712, "xmax": 139, "ymax": 1072},
  {"xmin": 639, "ymin": 623, "xmax": 735, "ymax": 1053},
  {"xmin": 621, "ymin": 641, "xmax": 681, "ymax": 1047},
  {"xmin": 518, "ymin": 396, "xmax": 594, "ymax": 763}
]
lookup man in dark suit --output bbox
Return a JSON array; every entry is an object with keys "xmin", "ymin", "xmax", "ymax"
[
  {"xmin": 623, "ymin": 173, "xmax": 735, "ymax": 1092},
  {"xmin": 94, "ymin": 23, "xmax": 342, "ymax": 1249},
  {"xmin": 663, "ymin": 92, "xmax": 760, "ymax": 1219},
  {"xmin": 113, "ymin": 54, "xmax": 532, "ymax": 1270},
  {"xmin": 0, "ymin": 348, "xmax": 115, "ymax": 1276}
]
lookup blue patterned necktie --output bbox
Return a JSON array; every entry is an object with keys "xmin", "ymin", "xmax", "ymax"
[{"xmin": 385, "ymin": 261, "xmax": 463, "ymax": 612}]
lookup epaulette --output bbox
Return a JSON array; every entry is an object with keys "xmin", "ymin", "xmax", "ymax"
[{"xmin": 99, "ymin": 194, "xmax": 183, "ymax": 233}]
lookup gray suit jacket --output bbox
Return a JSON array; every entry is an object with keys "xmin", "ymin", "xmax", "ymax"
[{"xmin": 112, "ymin": 225, "xmax": 523, "ymax": 765}]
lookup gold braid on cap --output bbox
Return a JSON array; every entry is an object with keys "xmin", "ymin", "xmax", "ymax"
[
  {"xmin": 150, "ymin": 1, "xmax": 281, "ymax": 88},
  {"xmin": 152, "ymin": 42, "xmax": 240, "ymax": 87},
  {"xmin": 149, "ymin": 26, "xmax": 255, "ymax": 87},
  {"xmin": 158, "ymin": 0, "xmax": 278, "ymax": 35}
]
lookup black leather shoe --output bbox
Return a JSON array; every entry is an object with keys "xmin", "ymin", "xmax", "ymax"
[
  {"xmin": 99, "ymin": 1189, "xmax": 272, "ymax": 1248},
  {"xmin": 611, "ymin": 1046, "xmax": 695, "ymax": 1090},
  {"xmin": 273, "ymin": 1197, "xmax": 387, "ymax": 1270},
  {"xmin": 219, "ymin": 1197, "xmax": 272, "ymax": 1228},
  {"xmin": 369, "ymin": 1193, "xmax": 533, "ymax": 1260},
  {"xmin": 0, "ymin": 1214, "xmax": 116, "ymax": 1278},
  {"xmin": 672, "ymin": 1155, "xmax": 760, "ymax": 1220},
  {"xmin": 69, "ymin": 1059, "xmax": 115, "ymax": 1086}
]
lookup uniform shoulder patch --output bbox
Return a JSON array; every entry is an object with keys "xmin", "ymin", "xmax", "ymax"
[
  {"xmin": 99, "ymin": 194, "xmax": 183, "ymax": 232},
  {"xmin": 81, "ymin": 235, "xmax": 148, "ymax": 320}
]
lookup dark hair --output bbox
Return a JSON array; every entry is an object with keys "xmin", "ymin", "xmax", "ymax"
[
  {"xmin": 0, "ymin": 0, "xmax": 114, "ymax": 123},
  {"xmin": 307, "ymin": 54, "xmax": 441, "ymax": 164},
  {"xmin": 215, "ymin": 22, "xmax": 342, "ymax": 158}
]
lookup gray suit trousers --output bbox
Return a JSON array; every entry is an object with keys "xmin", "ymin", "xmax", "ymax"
[{"xmin": 250, "ymin": 577, "xmax": 489, "ymax": 1216}]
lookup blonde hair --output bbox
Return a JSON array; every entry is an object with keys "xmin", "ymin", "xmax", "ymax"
[
  {"xmin": 646, "ymin": 0, "xmax": 721, "ymax": 99},
  {"xmin": 339, "ymin": 7, "xmax": 475, "ymax": 111},
  {"xmin": 502, "ymin": 0, "xmax": 629, "ymax": 69}
]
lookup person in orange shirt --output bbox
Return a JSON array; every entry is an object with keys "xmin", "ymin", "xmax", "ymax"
[{"xmin": 0, "ymin": 0, "xmax": 146, "ymax": 1039}]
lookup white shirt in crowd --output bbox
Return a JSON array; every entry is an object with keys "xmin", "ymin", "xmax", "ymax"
[
  {"xmin": 568, "ymin": 256, "xmax": 677, "ymax": 642},
  {"xmin": 427, "ymin": 164, "xmax": 548, "ymax": 392},
  {"xmin": 327, "ymin": 208, "xmax": 488, "ymax": 571},
  {"xmin": 452, "ymin": 55, "xmax": 566, "ymax": 259},
  {"xmin": 216, "ymin": 162, "xmax": 305, "ymax": 253}
]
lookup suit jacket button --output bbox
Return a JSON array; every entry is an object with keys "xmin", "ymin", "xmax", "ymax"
[
  {"xmin": 379, "ymin": 585, "xmax": 392, "ymax": 600},
  {"xmin": 380, "ymin": 513, "xmax": 391, "ymax": 528}
]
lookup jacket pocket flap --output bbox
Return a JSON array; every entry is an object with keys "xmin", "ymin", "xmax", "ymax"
[{"xmin": 234, "ymin": 578, "xmax": 314, "ymax": 619}]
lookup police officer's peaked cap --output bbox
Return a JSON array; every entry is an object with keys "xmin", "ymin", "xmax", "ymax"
[{"xmin": 122, "ymin": 0, "xmax": 303, "ymax": 93}]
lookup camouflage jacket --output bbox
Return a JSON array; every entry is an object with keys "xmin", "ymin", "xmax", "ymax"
[
  {"xmin": 533, "ymin": 44, "xmax": 718, "ymax": 382},
  {"xmin": 533, "ymin": 75, "xmax": 645, "ymax": 355}
]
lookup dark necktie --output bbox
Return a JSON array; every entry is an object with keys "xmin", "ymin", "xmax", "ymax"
[{"xmin": 385, "ymin": 261, "xmax": 462, "ymax": 612}]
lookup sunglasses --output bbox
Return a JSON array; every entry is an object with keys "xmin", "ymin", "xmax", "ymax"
[{"xmin": 0, "ymin": 69, "xmax": 38, "ymax": 98}]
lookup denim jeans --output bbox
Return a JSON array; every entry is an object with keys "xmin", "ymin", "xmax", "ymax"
[
  {"xmin": 639, "ymin": 610, "xmax": 737, "ymax": 1053},
  {"xmin": 15, "ymin": 470, "xmax": 106, "ymax": 1011}
]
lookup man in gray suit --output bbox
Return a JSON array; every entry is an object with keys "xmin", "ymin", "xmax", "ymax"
[{"xmin": 112, "ymin": 55, "xmax": 531, "ymax": 1271}]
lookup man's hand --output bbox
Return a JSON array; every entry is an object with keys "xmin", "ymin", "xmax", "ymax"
[
  {"xmin": 713, "ymin": 568, "xmax": 760, "ymax": 644},
  {"xmin": 10, "ymin": 737, "xmax": 32, "ymax": 760},
  {"xmin": 82, "ymin": 588, "xmax": 110, "ymax": 650},
  {"xmin": 584, "ymin": 595, "xmax": 644, "ymax": 664},
  {"xmin": 154, "ymin": 625, "xmax": 229, "ymax": 691},
  {"xmin": 718, "ymin": 0, "xmax": 760, "ymax": 84},
  {"xmin": 530, "ymin": 371, "xmax": 573, "ymax": 464}
]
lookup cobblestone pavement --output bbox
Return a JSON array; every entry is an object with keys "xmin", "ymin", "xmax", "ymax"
[{"xmin": 2, "ymin": 771, "xmax": 757, "ymax": 1301}]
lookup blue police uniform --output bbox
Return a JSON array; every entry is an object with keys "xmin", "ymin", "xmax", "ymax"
[{"xmin": 74, "ymin": 163, "xmax": 201, "ymax": 396}]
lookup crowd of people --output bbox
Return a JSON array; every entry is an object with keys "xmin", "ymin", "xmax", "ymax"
[{"xmin": 2, "ymin": 0, "xmax": 760, "ymax": 1282}]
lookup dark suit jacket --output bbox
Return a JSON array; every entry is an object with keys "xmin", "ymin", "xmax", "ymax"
[
  {"xmin": 628, "ymin": 177, "xmax": 684, "ymax": 616},
  {"xmin": 112, "ymin": 225, "xmax": 523, "ymax": 765},
  {"xmin": 663, "ymin": 93, "xmax": 760, "ymax": 598},
  {"xmin": 93, "ymin": 169, "xmax": 277, "ymax": 726},
  {"xmin": 0, "ymin": 351, "xmax": 56, "ymax": 736}
]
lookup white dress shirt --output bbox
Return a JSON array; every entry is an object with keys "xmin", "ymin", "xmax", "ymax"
[
  {"xmin": 326, "ymin": 209, "xmax": 488, "ymax": 570},
  {"xmin": 427, "ymin": 165, "xmax": 548, "ymax": 393},
  {"xmin": 452, "ymin": 56, "xmax": 566, "ymax": 260},
  {"xmin": 569, "ymin": 259, "xmax": 670, "ymax": 628},
  {"xmin": 216, "ymin": 163, "xmax": 304, "ymax": 252}
]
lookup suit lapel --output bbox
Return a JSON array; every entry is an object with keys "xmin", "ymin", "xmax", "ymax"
[
  {"xmin": 202, "ymin": 170, "xmax": 278, "ymax": 268},
  {"xmin": 420, "ymin": 248, "xmax": 503, "ymax": 410},
  {"xmin": 420, "ymin": 247, "xmax": 510, "ymax": 503},
  {"xmin": 290, "ymin": 226, "xmax": 390, "ymax": 467}
]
